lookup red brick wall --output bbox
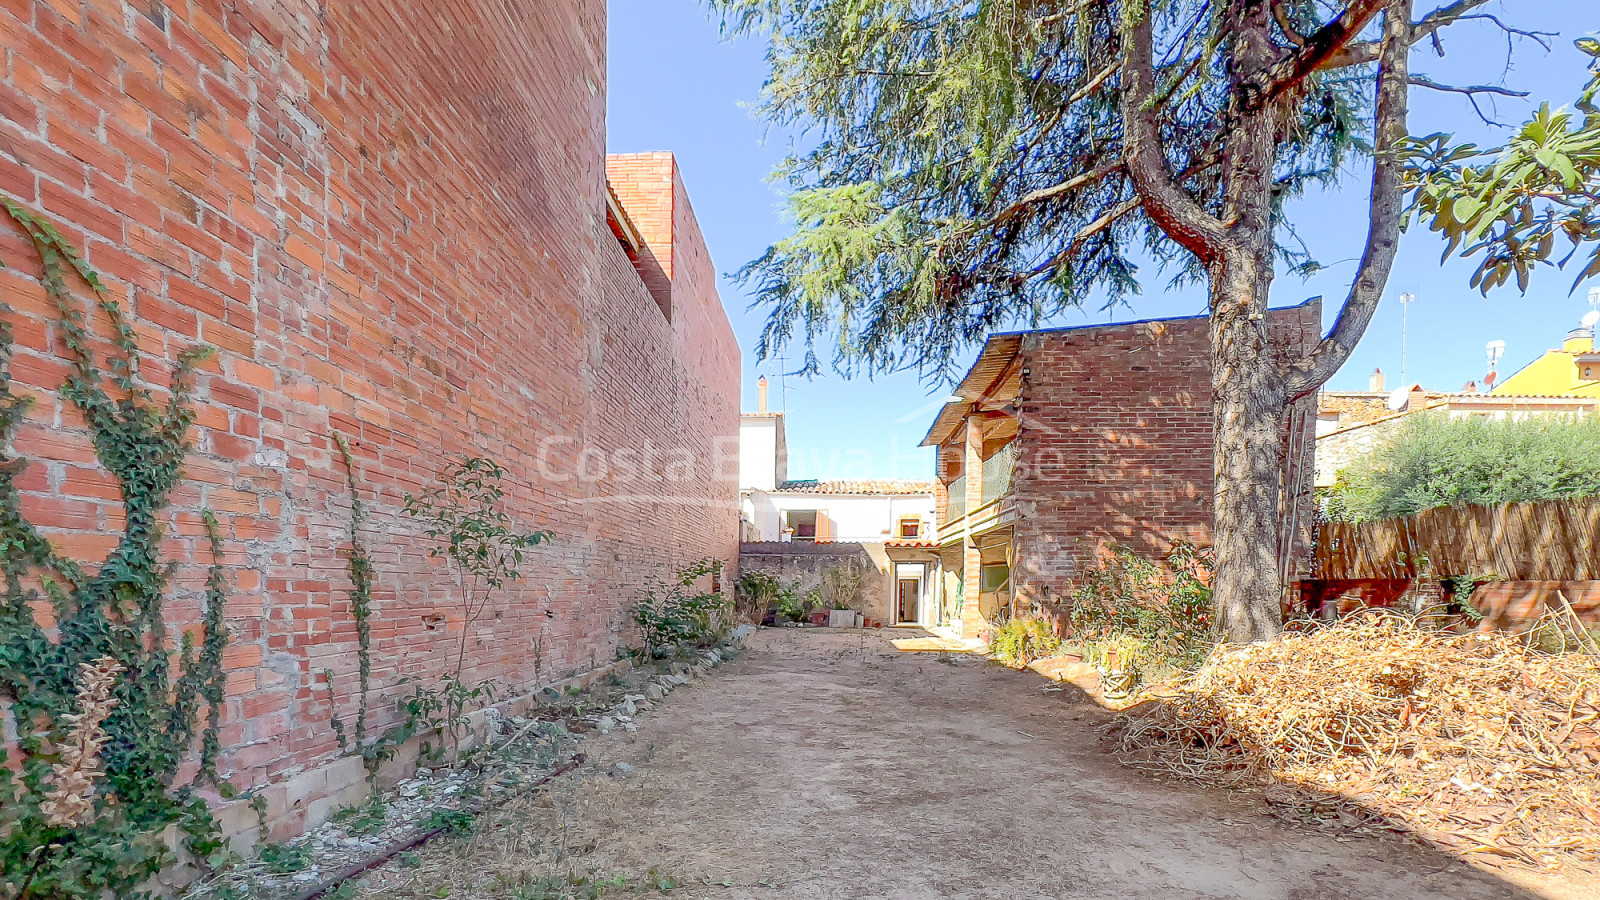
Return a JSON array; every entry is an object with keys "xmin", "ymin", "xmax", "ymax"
[
  {"xmin": 0, "ymin": 0, "xmax": 738, "ymax": 824},
  {"xmin": 1010, "ymin": 302, "xmax": 1321, "ymax": 608}
]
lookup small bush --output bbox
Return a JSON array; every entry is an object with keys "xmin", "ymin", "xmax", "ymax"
[
  {"xmin": 1069, "ymin": 542, "xmax": 1214, "ymax": 680},
  {"xmin": 631, "ymin": 559, "xmax": 731, "ymax": 656},
  {"xmin": 734, "ymin": 571, "xmax": 782, "ymax": 622},
  {"xmin": 989, "ymin": 617, "xmax": 1061, "ymax": 667},
  {"xmin": 1326, "ymin": 413, "xmax": 1600, "ymax": 522}
]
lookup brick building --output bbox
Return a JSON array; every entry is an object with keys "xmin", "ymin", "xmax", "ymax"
[
  {"xmin": 921, "ymin": 303, "xmax": 1321, "ymax": 641},
  {"xmin": 0, "ymin": 0, "xmax": 737, "ymax": 845}
]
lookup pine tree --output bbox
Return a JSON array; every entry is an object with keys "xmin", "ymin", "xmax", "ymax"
[{"xmin": 713, "ymin": 0, "xmax": 1524, "ymax": 640}]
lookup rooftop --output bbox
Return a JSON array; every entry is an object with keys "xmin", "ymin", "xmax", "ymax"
[{"xmin": 771, "ymin": 479, "xmax": 935, "ymax": 496}]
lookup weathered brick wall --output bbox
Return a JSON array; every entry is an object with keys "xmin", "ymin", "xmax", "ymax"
[
  {"xmin": 1010, "ymin": 302, "xmax": 1321, "ymax": 608},
  {"xmin": 0, "ymin": 0, "xmax": 737, "ymax": 841}
]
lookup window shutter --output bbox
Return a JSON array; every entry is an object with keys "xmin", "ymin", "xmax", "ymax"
[{"xmin": 816, "ymin": 511, "xmax": 833, "ymax": 542}]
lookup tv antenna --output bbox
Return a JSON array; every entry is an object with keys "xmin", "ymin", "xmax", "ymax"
[
  {"xmin": 1399, "ymin": 291, "xmax": 1417, "ymax": 385},
  {"xmin": 1485, "ymin": 340, "xmax": 1505, "ymax": 371}
]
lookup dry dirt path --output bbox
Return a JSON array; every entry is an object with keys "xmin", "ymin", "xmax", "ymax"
[{"xmin": 357, "ymin": 628, "xmax": 1570, "ymax": 900}]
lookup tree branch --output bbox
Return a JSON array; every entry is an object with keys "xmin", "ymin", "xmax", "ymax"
[
  {"xmin": 990, "ymin": 160, "xmax": 1125, "ymax": 228},
  {"xmin": 1262, "ymin": 0, "xmax": 1390, "ymax": 102},
  {"xmin": 1119, "ymin": 7, "xmax": 1227, "ymax": 263},
  {"xmin": 1409, "ymin": 74, "xmax": 1529, "ymax": 125},
  {"xmin": 1286, "ymin": 0, "xmax": 1414, "ymax": 401},
  {"xmin": 1322, "ymin": 0, "xmax": 1496, "ymax": 68}
]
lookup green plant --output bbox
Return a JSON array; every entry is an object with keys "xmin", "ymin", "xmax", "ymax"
[
  {"xmin": 324, "ymin": 432, "xmax": 382, "ymax": 780},
  {"xmin": 988, "ymin": 617, "xmax": 1061, "ymax": 667},
  {"xmin": 403, "ymin": 457, "xmax": 547, "ymax": 764},
  {"xmin": 1325, "ymin": 413, "xmax": 1600, "ymax": 522},
  {"xmin": 404, "ymin": 456, "xmax": 552, "ymax": 674},
  {"xmin": 256, "ymin": 842, "xmax": 313, "ymax": 875},
  {"xmin": 734, "ymin": 571, "xmax": 782, "ymax": 622},
  {"xmin": 819, "ymin": 561, "xmax": 863, "ymax": 611},
  {"xmin": 329, "ymin": 795, "xmax": 387, "ymax": 836},
  {"xmin": 630, "ymin": 559, "xmax": 731, "ymax": 656},
  {"xmin": 1069, "ymin": 542, "xmax": 1215, "ymax": 681},
  {"xmin": 1402, "ymin": 38, "xmax": 1600, "ymax": 294},
  {"xmin": 0, "ymin": 197, "xmax": 231, "ymax": 899},
  {"xmin": 420, "ymin": 807, "xmax": 474, "ymax": 835},
  {"xmin": 773, "ymin": 583, "xmax": 806, "ymax": 623}
]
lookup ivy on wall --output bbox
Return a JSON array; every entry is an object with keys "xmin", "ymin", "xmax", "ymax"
[{"xmin": 0, "ymin": 196, "xmax": 230, "ymax": 899}]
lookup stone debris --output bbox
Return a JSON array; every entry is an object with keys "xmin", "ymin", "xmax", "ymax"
[{"xmin": 182, "ymin": 629, "xmax": 753, "ymax": 900}]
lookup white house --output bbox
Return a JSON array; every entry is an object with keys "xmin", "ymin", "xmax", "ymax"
[{"xmin": 738, "ymin": 378, "xmax": 935, "ymax": 542}]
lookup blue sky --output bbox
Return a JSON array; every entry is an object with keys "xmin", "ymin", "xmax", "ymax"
[{"xmin": 606, "ymin": 1, "xmax": 1599, "ymax": 481}]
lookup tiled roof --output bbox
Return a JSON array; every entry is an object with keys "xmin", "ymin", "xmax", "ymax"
[{"xmin": 773, "ymin": 479, "xmax": 935, "ymax": 496}]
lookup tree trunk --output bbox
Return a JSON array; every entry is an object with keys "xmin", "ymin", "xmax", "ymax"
[{"xmin": 1209, "ymin": 249, "xmax": 1288, "ymax": 643}]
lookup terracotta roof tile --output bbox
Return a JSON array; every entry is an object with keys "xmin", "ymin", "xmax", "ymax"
[{"xmin": 773, "ymin": 479, "xmax": 935, "ymax": 496}]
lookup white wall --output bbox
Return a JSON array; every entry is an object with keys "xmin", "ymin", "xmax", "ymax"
[
  {"xmin": 739, "ymin": 416, "xmax": 782, "ymax": 491},
  {"xmin": 744, "ymin": 492, "xmax": 936, "ymax": 542}
]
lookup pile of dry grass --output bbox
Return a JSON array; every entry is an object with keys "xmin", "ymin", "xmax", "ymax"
[{"xmin": 1116, "ymin": 614, "xmax": 1600, "ymax": 871}]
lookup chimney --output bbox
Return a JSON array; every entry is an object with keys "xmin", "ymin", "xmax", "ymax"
[
  {"xmin": 757, "ymin": 376, "xmax": 769, "ymax": 413},
  {"xmin": 1369, "ymin": 367, "xmax": 1385, "ymax": 392},
  {"xmin": 1566, "ymin": 325, "xmax": 1596, "ymax": 354}
]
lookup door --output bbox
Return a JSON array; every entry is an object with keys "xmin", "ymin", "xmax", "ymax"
[{"xmin": 897, "ymin": 578, "xmax": 920, "ymax": 624}]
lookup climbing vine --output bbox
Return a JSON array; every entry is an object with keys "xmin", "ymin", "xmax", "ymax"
[
  {"xmin": 0, "ymin": 195, "xmax": 230, "ymax": 899},
  {"xmin": 326, "ymin": 432, "xmax": 382, "ymax": 777}
]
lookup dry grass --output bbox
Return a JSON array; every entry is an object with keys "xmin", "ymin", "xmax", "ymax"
[
  {"xmin": 1115, "ymin": 614, "xmax": 1600, "ymax": 872},
  {"xmin": 39, "ymin": 656, "xmax": 124, "ymax": 828}
]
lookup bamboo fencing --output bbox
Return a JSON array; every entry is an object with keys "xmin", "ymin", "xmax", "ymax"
[{"xmin": 1314, "ymin": 498, "xmax": 1600, "ymax": 581}]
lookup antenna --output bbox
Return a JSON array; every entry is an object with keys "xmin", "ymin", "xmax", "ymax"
[
  {"xmin": 1485, "ymin": 340, "xmax": 1505, "ymax": 370},
  {"xmin": 1399, "ymin": 291, "xmax": 1417, "ymax": 386}
]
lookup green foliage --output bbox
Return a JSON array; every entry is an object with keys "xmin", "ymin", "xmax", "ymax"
[
  {"xmin": 0, "ymin": 197, "xmax": 230, "ymax": 898},
  {"xmin": 404, "ymin": 457, "xmax": 552, "ymax": 673},
  {"xmin": 630, "ymin": 559, "xmax": 731, "ymax": 656},
  {"xmin": 329, "ymin": 795, "xmax": 388, "ymax": 836},
  {"xmin": 1069, "ymin": 542, "xmax": 1214, "ymax": 679},
  {"xmin": 1325, "ymin": 414, "xmax": 1600, "ymax": 523},
  {"xmin": 420, "ymin": 807, "xmax": 474, "ymax": 835},
  {"xmin": 708, "ymin": 0, "xmax": 1372, "ymax": 376},
  {"xmin": 1404, "ymin": 39, "xmax": 1600, "ymax": 293},
  {"xmin": 256, "ymin": 842, "xmax": 312, "ymax": 875},
  {"xmin": 734, "ymin": 571, "xmax": 782, "ymax": 621},
  {"xmin": 328, "ymin": 433, "xmax": 375, "ymax": 767},
  {"xmin": 988, "ymin": 617, "xmax": 1061, "ymax": 667},
  {"xmin": 773, "ymin": 586, "xmax": 806, "ymax": 623}
]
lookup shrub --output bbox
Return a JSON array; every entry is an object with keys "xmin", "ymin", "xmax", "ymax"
[
  {"xmin": 819, "ymin": 561, "xmax": 864, "ymax": 610},
  {"xmin": 1326, "ymin": 413, "xmax": 1600, "ymax": 522},
  {"xmin": 1069, "ymin": 542, "xmax": 1214, "ymax": 680},
  {"xmin": 734, "ymin": 571, "xmax": 782, "ymax": 622},
  {"xmin": 631, "ymin": 559, "xmax": 732, "ymax": 655},
  {"xmin": 989, "ymin": 618, "xmax": 1061, "ymax": 667}
]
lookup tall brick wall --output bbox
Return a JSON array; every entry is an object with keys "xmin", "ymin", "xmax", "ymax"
[
  {"xmin": 1009, "ymin": 302, "xmax": 1321, "ymax": 608},
  {"xmin": 0, "ymin": 0, "xmax": 738, "ymax": 839}
]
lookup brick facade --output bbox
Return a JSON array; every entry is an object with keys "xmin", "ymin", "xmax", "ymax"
[
  {"xmin": 1009, "ymin": 303, "xmax": 1321, "ymax": 609},
  {"xmin": 1, "ymin": 0, "xmax": 737, "ymax": 844}
]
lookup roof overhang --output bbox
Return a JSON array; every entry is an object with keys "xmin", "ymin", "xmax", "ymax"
[{"xmin": 919, "ymin": 334, "xmax": 1025, "ymax": 446}]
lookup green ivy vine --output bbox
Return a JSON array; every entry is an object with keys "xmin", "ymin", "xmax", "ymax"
[
  {"xmin": 325, "ymin": 432, "xmax": 383, "ymax": 778},
  {"xmin": 0, "ymin": 195, "xmax": 231, "ymax": 899}
]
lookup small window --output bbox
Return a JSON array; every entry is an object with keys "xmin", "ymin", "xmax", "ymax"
[
  {"xmin": 898, "ymin": 517, "xmax": 921, "ymax": 539},
  {"xmin": 784, "ymin": 510, "xmax": 818, "ymax": 542}
]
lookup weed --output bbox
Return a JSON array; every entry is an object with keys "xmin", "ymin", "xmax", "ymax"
[{"xmin": 256, "ymin": 841, "xmax": 313, "ymax": 875}]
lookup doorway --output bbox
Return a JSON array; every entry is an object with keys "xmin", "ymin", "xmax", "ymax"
[{"xmin": 893, "ymin": 562, "xmax": 925, "ymax": 624}]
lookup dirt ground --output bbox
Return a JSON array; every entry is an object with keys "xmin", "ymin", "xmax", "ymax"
[{"xmin": 351, "ymin": 628, "xmax": 1586, "ymax": 900}]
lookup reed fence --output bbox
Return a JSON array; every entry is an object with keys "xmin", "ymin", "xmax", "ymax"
[{"xmin": 1314, "ymin": 498, "xmax": 1600, "ymax": 582}]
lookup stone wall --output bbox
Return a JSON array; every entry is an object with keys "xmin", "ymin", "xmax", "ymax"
[
  {"xmin": 739, "ymin": 542, "xmax": 898, "ymax": 625},
  {"xmin": 0, "ymin": 0, "xmax": 738, "ymax": 846}
]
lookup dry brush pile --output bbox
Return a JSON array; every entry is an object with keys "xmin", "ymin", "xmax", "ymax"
[{"xmin": 1115, "ymin": 615, "xmax": 1600, "ymax": 872}]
